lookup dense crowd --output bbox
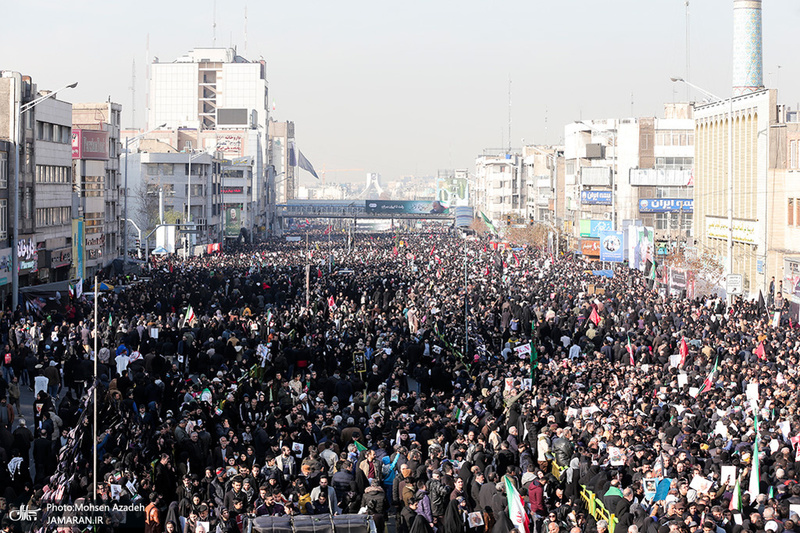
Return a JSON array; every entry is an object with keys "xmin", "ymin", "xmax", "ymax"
[{"xmin": 0, "ymin": 228, "xmax": 797, "ymax": 533}]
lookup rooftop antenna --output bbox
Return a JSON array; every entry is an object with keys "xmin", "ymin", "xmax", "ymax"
[
  {"xmin": 685, "ymin": 0, "xmax": 690, "ymax": 100},
  {"xmin": 244, "ymin": 5, "xmax": 248, "ymax": 56},
  {"xmin": 507, "ymin": 75, "xmax": 512, "ymax": 153},
  {"xmin": 544, "ymin": 107, "xmax": 548, "ymax": 144},
  {"xmin": 631, "ymin": 92, "xmax": 634, "ymax": 117},
  {"xmin": 213, "ymin": 0, "xmax": 217, "ymax": 46},
  {"xmin": 129, "ymin": 59, "xmax": 136, "ymax": 129}
]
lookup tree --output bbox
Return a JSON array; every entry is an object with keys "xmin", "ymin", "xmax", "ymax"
[{"xmin": 504, "ymin": 224, "xmax": 550, "ymax": 248}]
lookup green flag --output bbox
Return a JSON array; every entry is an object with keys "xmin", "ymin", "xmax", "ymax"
[
  {"xmin": 108, "ymin": 313, "xmax": 113, "ymax": 327},
  {"xmin": 729, "ymin": 478, "xmax": 742, "ymax": 511},
  {"xmin": 749, "ymin": 412, "xmax": 760, "ymax": 497},
  {"xmin": 354, "ymin": 440, "xmax": 368, "ymax": 453},
  {"xmin": 479, "ymin": 211, "xmax": 499, "ymax": 236}
]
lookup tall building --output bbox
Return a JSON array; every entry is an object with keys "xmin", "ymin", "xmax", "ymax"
[
  {"xmin": 147, "ymin": 48, "xmax": 268, "ymax": 240},
  {"xmin": 72, "ymin": 101, "xmax": 122, "ymax": 276},
  {"xmin": 693, "ymin": 89, "xmax": 778, "ymax": 297}
]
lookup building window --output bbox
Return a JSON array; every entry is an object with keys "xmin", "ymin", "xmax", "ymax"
[
  {"xmin": 0, "ymin": 152, "xmax": 6, "ymax": 189},
  {"xmin": 791, "ymin": 141, "xmax": 798, "ymax": 170},
  {"xmin": 655, "ymin": 213, "xmax": 669, "ymax": 230},
  {"xmin": 160, "ymin": 164, "xmax": 174, "ymax": 175},
  {"xmin": 146, "ymin": 164, "xmax": 159, "ymax": 176},
  {"xmin": 0, "ymin": 199, "xmax": 6, "ymax": 239},
  {"xmin": 790, "ymin": 199, "xmax": 795, "ymax": 226}
]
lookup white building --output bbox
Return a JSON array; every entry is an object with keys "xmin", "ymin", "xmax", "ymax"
[
  {"xmin": 474, "ymin": 150, "xmax": 523, "ymax": 226},
  {"xmin": 147, "ymin": 48, "xmax": 268, "ymax": 238}
]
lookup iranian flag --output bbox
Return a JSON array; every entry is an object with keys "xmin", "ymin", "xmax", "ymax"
[
  {"xmin": 698, "ymin": 356, "xmax": 719, "ymax": 395},
  {"xmin": 729, "ymin": 477, "xmax": 742, "ymax": 511},
  {"xmin": 504, "ymin": 475, "xmax": 530, "ymax": 533},
  {"xmin": 184, "ymin": 305, "xmax": 196, "ymax": 326}
]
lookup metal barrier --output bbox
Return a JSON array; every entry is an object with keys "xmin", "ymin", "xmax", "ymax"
[{"xmin": 579, "ymin": 485, "xmax": 618, "ymax": 533}]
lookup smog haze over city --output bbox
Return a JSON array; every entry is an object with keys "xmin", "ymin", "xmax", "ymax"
[{"xmin": 5, "ymin": 0, "xmax": 800, "ymax": 185}]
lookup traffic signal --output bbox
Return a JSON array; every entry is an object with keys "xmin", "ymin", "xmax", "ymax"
[{"xmin": 506, "ymin": 215, "xmax": 511, "ymax": 225}]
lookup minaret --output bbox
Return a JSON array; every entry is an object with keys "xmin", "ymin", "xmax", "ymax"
[{"xmin": 732, "ymin": 0, "xmax": 764, "ymax": 95}]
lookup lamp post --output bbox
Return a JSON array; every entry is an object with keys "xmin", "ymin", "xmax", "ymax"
[
  {"xmin": 670, "ymin": 77, "xmax": 734, "ymax": 296},
  {"xmin": 123, "ymin": 123, "xmax": 166, "ymax": 264},
  {"xmin": 185, "ymin": 148, "xmax": 208, "ymax": 256},
  {"xmin": 11, "ymin": 81, "xmax": 77, "ymax": 311}
]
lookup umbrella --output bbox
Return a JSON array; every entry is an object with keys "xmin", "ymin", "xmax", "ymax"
[
  {"xmin": 98, "ymin": 282, "xmax": 115, "ymax": 291},
  {"xmin": 152, "ymin": 246, "xmax": 169, "ymax": 255}
]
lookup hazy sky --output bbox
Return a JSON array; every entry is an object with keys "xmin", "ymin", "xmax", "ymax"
[{"xmin": 3, "ymin": 0, "xmax": 800, "ymax": 187}]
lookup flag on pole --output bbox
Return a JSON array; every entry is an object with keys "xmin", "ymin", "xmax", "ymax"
[
  {"xmin": 288, "ymin": 140, "xmax": 297, "ymax": 167},
  {"xmin": 354, "ymin": 440, "xmax": 367, "ymax": 453},
  {"xmin": 108, "ymin": 313, "xmax": 113, "ymax": 327},
  {"xmin": 627, "ymin": 335, "xmax": 635, "ymax": 366},
  {"xmin": 729, "ymin": 477, "xmax": 742, "ymax": 511},
  {"xmin": 328, "ymin": 296, "xmax": 336, "ymax": 310},
  {"xmin": 184, "ymin": 305, "xmax": 196, "ymax": 326},
  {"xmin": 749, "ymin": 412, "xmax": 761, "ymax": 497},
  {"xmin": 75, "ymin": 278, "xmax": 83, "ymax": 299},
  {"xmin": 298, "ymin": 150, "xmax": 319, "ymax": 179},
  {"xmin": 504, "ymin": 475, "xmax": 530, "ymax": 533},
  {"xmin": 530, "ymin": 339, "xmax": 538, "ymax": 384},
  {"xmin": 68, "ymin": 283, "xmax": 75, "ymax": 298},
  {"xmin": 699, "ymin": 356, "xmax": 719, "ymax": 395},
  {"xmin": 679, "ymin": 337, "xmax": 689, "ymax": 367},
  {"xmin": 479, "ymin": 211, "xmax": 499, "ymax": 236}
]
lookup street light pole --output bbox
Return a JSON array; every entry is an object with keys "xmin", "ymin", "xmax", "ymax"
[
  {"xmin": 123, "ymin": 123, "xmax": 166, "ymax": 264},
  {"xmin": 11, "ymin": 81, "xmax": 77, "ymax": 311}
]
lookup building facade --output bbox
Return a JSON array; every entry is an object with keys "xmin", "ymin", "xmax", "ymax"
[
  {"xmin": 147, "ymin": 48, "xmax": 268, "ymax": 242},
  {"xmin": 72, "ymin": 101, "xmax": 122, "ymax": 276},
  {"xmin": 474, "ymin": 150, "xmax": 523, "ymax": 226},
  {"xmin": 693, "ymin": 89, "xmax": 777, "ymax": 297}
]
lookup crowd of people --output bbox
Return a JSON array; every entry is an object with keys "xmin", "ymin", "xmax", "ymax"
[{"xmin": 0, "ymin": 227, "xmax": 797, "ymax": 533}]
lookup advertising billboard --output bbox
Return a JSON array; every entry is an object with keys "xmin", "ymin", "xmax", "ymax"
[
  {"xmin": 628, "ymin": 225, "xmax": 655, "ymax": 271},
  {"xmin": 0, "ymin": 248, "xmax": 11, "ymax": 287},
  {"xmin": 436, "ymin": 178, "xmax": 469, "ymax": 207},
  {"xmin": 364, "ymin": 200, "xmax": 450, "ymax": 215},
  {"xmin": 599, "ymin": 230, "xmax": 624, "ymax": 262},
  {"xmin": 72, "ymin": 129, "xmax": 109, "ymax": 160},
  {"xmin": 638, "ymin": 199, "xmax": 693, "ymax": 213},
  {"xmin": 224, "ymin": 204, "xmax": 243, "ymax": 237},
  {"xmin": 581, "ymin": 190, "xmax": 613, "ymax": 205},
  {"xmin": 579, "ymin": 219, "xmax": 612, "ymax": 238},
  {"xmin": 580, "ymin": 239, "xmax": 601, "ymax": 258}
]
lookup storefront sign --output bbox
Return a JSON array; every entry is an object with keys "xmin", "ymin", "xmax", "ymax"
[
  {"xmin": 705, "ymin": 216, "xmax": 757, "ymax": 244},
  {"xmin": 638, "ymin": 199, "xmax": 693, "ymax": 213},
  {"xmin": 581, "ymin": 191, "xmax": 612, "ymax": 205},
  {"xmin": 581, "ymin": 239, "xmax": 601, "ymax": 257},
  {"xmin": 18, "ymin": 237, "xmax": 37, "ymax": 274}
]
